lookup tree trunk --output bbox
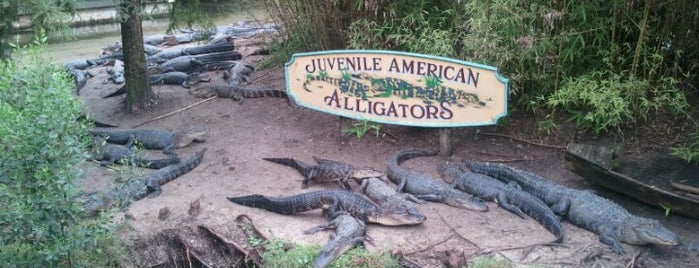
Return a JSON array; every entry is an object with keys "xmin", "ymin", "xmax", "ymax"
[{"xmin": 120, "ymin": 0, "xmax": 154, "ymax": 112}]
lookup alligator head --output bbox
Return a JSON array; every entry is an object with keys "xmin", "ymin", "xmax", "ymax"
[
  {"xmin": 175, "ymin": 127, "xmax": 208, "ymax": 148},
  {"xmin": 621, "ymin": 217, "xmax": 679, "ymax": 246},
  {"xmin": 444, "ymin": 192, "xmax": 489, "ymax": 212},
  {"xmin": 369, "ymin": 203, "xmax": 427, "ymax": 226}
]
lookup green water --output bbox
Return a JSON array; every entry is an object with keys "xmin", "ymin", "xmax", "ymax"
[{"xmin": 46, "ymin": 1, "xmax": 267, "ymax": 63}]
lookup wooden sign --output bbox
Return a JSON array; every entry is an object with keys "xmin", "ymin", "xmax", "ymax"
[{"xmin": 285, "ymin": 50, "xmax": 508, "ymax": 127}]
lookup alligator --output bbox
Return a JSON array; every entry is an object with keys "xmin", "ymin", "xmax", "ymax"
[
  {"xmin": 386, "ymin": 149, "xmax": 488, "ymax": 211},
  {"xmin": 461, "ymin": 159, "xmax": 679, "ymax": 254},
  {"xmin": 67, "ymin": 67, "xmax": 91, "ymax": 94},
  {"xmin": 147, "ymin": 44, "xmax": 234, "ymax": 64},
  {"xmin": 107, "ymin": 60, "xmax": 125, "ymax": 84},
  {"xmin": 82, "ymin": 148, "xmax": 207, "ymax": 214},
  {"xmin": 263, "ymin": 157, "xmax": 384, "ymax": 189},
  {"xmin": 64, "ymin": 59, "xmax": 97, "ymax": 70},
  {"xmin": 153, "ymin": 56, "xmax": 206, "ymax": 74},
  {"xmin": 89, "ymin": 137, "xmax": 180, "ymax": 169},
  {"xmin": 224, "ymin": 62, "xmax": 255, "ymax": 87},
  {"xmin": 149, "ymin": 72, "xmax": 211, "ymax": 88},
  {"xmin": 188, "ymin": 85, "xmax": 289, "ymax": 104},
  {"xmin": 226, "ymin": 190, "xmax": 425, "ymax": 226},
  {"xmin": 193, "ymin": 51, "xmax": 243, "ymax": 63},
  {"xmin": 355, "ymin": 177, "xmax": 427, "ymax": 223},
  {"xmin": 304, "ymin": 212, "xmax": 369, "ymax": 268},
  {"xmin": 438, "ymin": 162, "xmax": 563, "ymax": 242},
  {"xmin": 183, "ymin": 43, "xmax": 235, "ymax": 56},
  {"xmin": 143, "ymin": 44, "xmax": 162, "ymax": 56},
  {"xmin": 198, "ymin": 60, "xmax": 238, "ymax": 72},
  {"xmin": 143, "ymin": 34, "xmax": 167, "ymax": 46},
  {"xmin": 148, "ymin": 48, "xmax": 186, "ymax": 64},
  {"xmin": 88, "ymin": 127, "xmax": 207, "ymax": 154}
]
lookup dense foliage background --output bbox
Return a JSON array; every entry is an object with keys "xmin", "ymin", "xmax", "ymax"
[{"xmin": 263, "ymin": 0, "xmax": 699, "ymax": 160}]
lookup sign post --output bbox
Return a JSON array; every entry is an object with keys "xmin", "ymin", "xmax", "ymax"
[{"xmin": 285, "ymin": 50, "xmax": 508, "ymax": 153}]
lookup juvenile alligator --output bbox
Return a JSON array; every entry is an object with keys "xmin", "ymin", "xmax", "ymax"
[
  {"xmin": 154, "ymin": 56, "xmax": 206, "ymax": 74},
  {"xmin": 304, "ymin": 213, "xmax": 369, "ymax": 268},
  {"xmin": 193, "ymin": 51, "xmax": 243, "ymax": 63},
  {"xmin": 183, "ymin": 43, "xmax": 235, "ymax": 55},
  {"xmin": 107, "ymin": 60, "xmax": 125, "ymax": 84},
  {"xmin": 89, "ymin": 127, "xmax": 207, "ymax": 154},
  {"xmin": 438, "ymin": 162, "xmax": 563, "ymax": 242},
  {"xmin": 355, "ymin": 177, "xmax": 427, "ymax": 224},
  {"xmin": 83, "ymin": 148, "xmax": 207, "ymax": 214},
  {"xmin": 461, "ymin": 160, "xmax": 679, "ymax": 254},
  {"xmin": 149, "ymin": 72, "xmax": 211, "ymax": 88},
  {"xmin": 198, "ymin": 60, "xmax": 238, "ymax": 72},
  {"xmin": 188, "ymin": 85, "xmax": 289, "ymax": 104},
  {"xmin": 225, "ymin": 62, "xmax": 255, "ymax": 87},
  {"xmin": 148, "ymin": 43, "xmax": 236, "ymax": 64},
  {"xmin": 226, "ymin": 190, "xmax": 425, "ymax": 226},
  {"xmin": 89, "ymin": 137, "xmax": 180, "ymax": 169},
  {"xmin": 386, "ymin": 149, "xmax": 488, "ymax": 211},
  {"xmin": 263, "ymin": 157, "xmax": 384, "ymax": 189},
  {"xmin": 67, "ymin": 67, "xmax": 91, "ymax": 94}
]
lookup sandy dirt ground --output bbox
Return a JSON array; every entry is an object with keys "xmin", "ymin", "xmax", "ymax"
[{"xmin": 74, "ymin": 39, "xmax": 699, "ymax": 267}]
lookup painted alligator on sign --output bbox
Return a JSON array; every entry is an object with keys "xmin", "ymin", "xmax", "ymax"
[
  {"xmin": 461, "ymin": 159, "xmax": 679, "ymax": 254},
  {"xmin": 303, "ymin": 72, "xmax": 486, "ymax": 107}
]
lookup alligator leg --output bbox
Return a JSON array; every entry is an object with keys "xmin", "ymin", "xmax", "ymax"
[
  {"xmin": 550, "ymin": 199, "xmax": 571, "ymax": 216},
  {"xmin": 163, "ymin": 143, "xmax": 175, "ymax": 155},
  {"xmin": 404, "ymin": 194, "xmax": 428, "ymax": 204},
  {"xmin": 146, "ymin": 181, "xmax": 163, "ymax": 198},
  {"xmin": 304, "ymin": 220, "xmax": 338, "ymax": 235},
  {"xmin": 304, "ymin": 211, "xmax": 344, "ymax": 234},
  {"xmin": 599, "ymin": 229, "xmax": 625, "ymax": 255},
  {"xmin": 494, "ymin": 192, "xmax": 527, "ymax": 219},
  {"xmin": 125, "ymin": 134, "xmax": 137, "ymax": 148},
  {"xmin": 413, "ymin": 194, "xmax": 445, "ymax": 202}
]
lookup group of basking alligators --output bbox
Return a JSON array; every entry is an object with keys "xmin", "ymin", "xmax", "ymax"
[
  {"xmin": 222, "ymin": 149, "xmax": 682, "ymax": 267},
  {"xmin": 72, "ymin": 23, "xmax": 684, "ymax": 268},
  {"xmin": 64, "ymin": 22, "xmax": 288, "ymax": 102},
  {"xmin": 80, "ymin": 125, "xmax": 682, "ymax": 267}
]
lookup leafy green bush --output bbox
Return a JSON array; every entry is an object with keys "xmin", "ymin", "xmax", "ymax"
[
  {"xmin": 0, "ymin": 41, "xmax": 117, "ymax": 267},
  {"xmin": 672, "ymin": 129, "xmax": 699, "ymax": 163},
  {"xmin": 546, "ymin": 71, "xmax": 688, "ymax": 134}
]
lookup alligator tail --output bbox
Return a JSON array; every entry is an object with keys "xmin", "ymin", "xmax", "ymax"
[
  {"xmin": 103, "ymin": 85, "xmax": 126, "ymax": 98},
  {"xmin": 136, "ymin": 155, "xmax": 181, "ymax": 169},
  {"xmin": 519, "ymin": 196, "xmax": 564, "ymax": 243},
  {"xmin": 263, "ymin": 158, "xmax": 313, "ymax": 178},
  {"xmin": 145, "ymin": 148, "xmax": 206, "ymax": 183},
  {"xmin": 391, "ymin": 149, "xmax": 440, "ymax": 166},
  {"xmin": 227, "ymin": 192, "xmax": 323, "ymax": 215},
  {"xmin": 240, "ymin": 89, "xmax": 288, "ymax": 99}
]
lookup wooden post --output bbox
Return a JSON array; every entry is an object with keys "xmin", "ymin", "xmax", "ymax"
[{"xmin": 439, "ymin": 128, "xmax": 454, "ymax": 156}]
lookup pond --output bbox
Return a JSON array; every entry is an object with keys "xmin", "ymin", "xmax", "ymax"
[{"xmin": 46, "ymin": 1, "xmax": 268, "ymax": 63}]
